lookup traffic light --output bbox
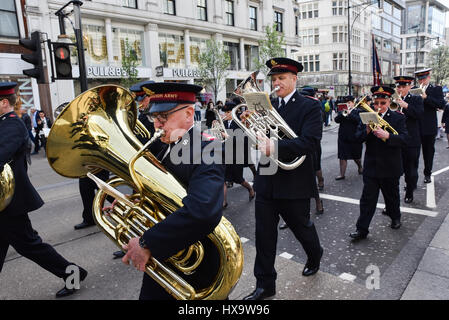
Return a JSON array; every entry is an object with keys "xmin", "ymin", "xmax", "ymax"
[
  {"xmin": 53, "ymin": 43, "xmax": 72, "ymax": 79},
  {"xmin": 19, "ymin": 31, "xmax": 46, "ymax": 84}
]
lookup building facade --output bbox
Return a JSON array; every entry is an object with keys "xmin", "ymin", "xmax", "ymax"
[
  {"xmin": 16, "ymin": 0, "xmax": 309, "ymax": 112},
  {"xmin": 401, "ymin": 0, "xmax": 448, "ymax": 76}
]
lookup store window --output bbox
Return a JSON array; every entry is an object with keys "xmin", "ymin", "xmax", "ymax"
[
  {"xmin": 190, "ymin": 36, "xmax": 208, "ymax": 67},
  {"xmin": 66, "ymin": 24, "xmax": 108, "ymax": 66},
  {"xmin": 0, "ymin": 0, "xmax": 19, "ymax": 38},
  {"xmin": 224, "ymin": 41, "xmax": 240, "ymax": 70},
  {"xmin": 159, "ymin": 33, "xmax": 185, "ymax": 68},
  {"xmin": 112, "ymin": 28, "xmax": 144, "ymax": 67}
]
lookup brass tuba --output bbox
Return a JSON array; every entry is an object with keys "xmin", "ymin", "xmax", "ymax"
[
  {"xmin": 0, "ymin": 164, "xmax": 14, "ymax": 212},
  {"xmin": 46, "ymin": 85, "xmax": 243, "ymax": 300},
  {"xmin": 230, "ymin": 71, "xmax": 306, "ymax": 170}
]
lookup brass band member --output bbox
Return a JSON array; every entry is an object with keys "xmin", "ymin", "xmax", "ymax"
[
  {"xmin": 120, "ymin": 82, "xmax": 225, "ymax": 300},
  {"xmin": 243, "ymin": 58, "xmax": 323, "ymax": 300},
  {"xmin": 414, "ymin": 68, "xmax": 446, "ymax": 183},
  {"xmin": 350, "ymin": 86, "xmax": 408, "ymax": 240},
  {"xmin": 334, "ymin": 95, "xmax": 363, "ymax": 180},
  {"xmin": 393, "ymin": 76, "xmax": 424, "ymax": 204},
  {"xmin": 0, "ymin": 82, "xmax": 88, "ymax": 298}
]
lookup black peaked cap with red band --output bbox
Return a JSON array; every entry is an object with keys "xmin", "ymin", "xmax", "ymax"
[
  {"xmin": 140, "ymin": 82, "xmax": 203, "ymax": 114},
  {"xmin": 266, "ymin": 57, "xmax": 303, "ymax": 76},
  {"xmin": 0, "ymin": 82, "xmax": 17, "ymax": 96},
  {"xmin": 130, "ymin": 80, "xmax": 155, "ymax": 101},
  {"xmin": 393, "ymin": 76, "xmax": 414, "ymax": 86},
  {"xmin": 370, "ymin": 85, "xmax": 395, "ymax": 99},
  {"xmin": 414, "ymin": 68, "xmax": 432, "ymax": 80}
]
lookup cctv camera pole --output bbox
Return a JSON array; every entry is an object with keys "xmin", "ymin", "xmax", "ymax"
[{"xmin": 72, "ymin": 1, "xmax": 88, "ymax": 93}]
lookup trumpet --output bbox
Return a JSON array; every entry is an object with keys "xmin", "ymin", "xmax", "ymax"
[
  {"xmin": 342, "ymin": 106, "xmax": 355, "ymax": 117},
  {"xmin": 356, "ymin": 95, "xmax": 398, "ymax": 141},
  {"xmin": 390, "ymin": 89, "xmax": 403, "ymax": 112}
]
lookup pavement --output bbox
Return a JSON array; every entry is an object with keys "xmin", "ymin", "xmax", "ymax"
[{"xmin": 1, "ymin": 121, "xmax": 449, "ymax": 300}]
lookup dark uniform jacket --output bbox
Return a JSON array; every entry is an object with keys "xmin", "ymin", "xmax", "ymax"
[
  {"xmin": 254, "ymin": 90, "xmax": 322, "ymax": 199},
  {"xmin": 356, "ymin": 110, "xmax": 408, "ymax": 178},
  {"xmin": 401, "ymin": 93, "xmax": 424, "ymax": 147},
  {"xmin": 0, "ymin": 111, "xmax": 44, "ymax": 217},
  {"xmin": 141, "ymin": 127, "xmax": 224, "ymax": 262},
  {"xmin": 419, "ymin": 84, "xmax": 446, "ymax": 136},
  {"xmin": 335, "ymin": 108, "xmax": 361, "ymax": 142}
]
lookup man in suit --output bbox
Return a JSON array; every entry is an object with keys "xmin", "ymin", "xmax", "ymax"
[
  {"xmin": 0, "ymin": 82, "xmax": 87, "ymax": 298},
  {"xmin": 334, "ymin": 95, "xmax": 363, "ymax": 180},
  {"xmin": 393, "ymin": 76, "xmax": 424, "ymax": 203},
  {"xmin": 243, "ymin": 57, "xmax": 323, "ymax": 301},
  {"xmin": 350, "ymin": 85, "xmax": 408, "ymax": 240},
  {"xmin": 120, "ymin": 82, "xmax": 225, "ymax": 300},
  {"xmin": 414, "ymin": 68, "xmax": 446, "ymax": 183}
]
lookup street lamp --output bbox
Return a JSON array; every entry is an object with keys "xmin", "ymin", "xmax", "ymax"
[
  {"xmin": 347, "ymin": 0, "xmax": 381, "ymax": 96},
  {"xmin": 414, "ymin": 33, "xmax": 439, "ymax": 85}
]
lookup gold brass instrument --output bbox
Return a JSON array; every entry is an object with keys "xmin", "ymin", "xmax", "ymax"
[
  {"xmin": 46, "ymin": 85, "xmax": 243, "ymax": 300},
  {"xmin": 357, "ymin": 95, "xmax": 398, "ymax": 141},
  {"xmin": 230, "ymin": 71, "xmax": 306, "ymax": 170},
  {"xmin": 0, "ymin": 164, "xmax": 14, "ymax": 212}
]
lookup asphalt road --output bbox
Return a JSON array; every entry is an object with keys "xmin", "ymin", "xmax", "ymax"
[{"xmin": 1, "ymin": 120, "xmax": 448, "ymax": 301}]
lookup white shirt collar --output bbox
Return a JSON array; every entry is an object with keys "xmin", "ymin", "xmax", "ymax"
[{"xmin": 279, "ymin": 89, "xmax": 296, "ymax": 106}]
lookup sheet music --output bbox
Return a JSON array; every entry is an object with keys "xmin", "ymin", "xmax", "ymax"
[
  {"xmin": 410, "ymin": 88, "xmax": 424, "ymax": 95},
  {"xmin": 242, "ymin": 92, "xmax": 273, "ymax": 112},
  {"xmin": 359, "ymin": 112, "xmax": 380, "ymax": 125}
]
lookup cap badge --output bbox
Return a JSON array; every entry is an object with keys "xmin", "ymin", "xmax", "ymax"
[{"xmin": 143, "ymin": 88, "xmax": 155, "ymax": 96}]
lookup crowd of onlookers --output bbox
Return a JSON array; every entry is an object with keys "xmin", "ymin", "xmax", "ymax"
[{"xmin": 17, "ymin": 107, "xmax": 52, "ymax": 155}]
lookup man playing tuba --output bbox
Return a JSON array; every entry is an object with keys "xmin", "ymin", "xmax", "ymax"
[{"xmin": 121, "ymin": 82, "xmax": 226, "ymax": 300}]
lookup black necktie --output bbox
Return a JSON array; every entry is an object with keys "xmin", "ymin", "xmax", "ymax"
[{"xmin": 280, "ymin": 99, "xmax": 286, "ymax": 110}]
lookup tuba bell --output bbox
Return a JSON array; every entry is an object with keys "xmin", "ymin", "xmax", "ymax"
[
  {"xmin": 46, "ymin": 85, "xmax": 243, "ymax": 300},
  {"xmin": 0, "ymin": 164, "xmax": 15, "ymax": 212},
  {"xmin": 230, "ymin": 71, "xmax": 306, "ymax": 170}
]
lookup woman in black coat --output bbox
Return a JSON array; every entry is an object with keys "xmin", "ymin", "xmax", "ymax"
[{"xmin": 205, "ymin": 101, "xmax": 216, "ymax": 129}]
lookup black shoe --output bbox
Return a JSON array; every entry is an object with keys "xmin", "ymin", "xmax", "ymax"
[
  {"xmin": 424, "ymin": 175, "xmax": 431, "ymax": 183},
  {"xmin": 279, "ymin": 222, "xmax": 288, "ymax": 230},
  {"xmin": 242, "ymin": 287, "xmax": 276, "ymax": 300},
  {"xmin": 113, "ymin": 251, "xmax": 125, "ymax": 259},
  {"xmin": 223, "ymin": 202, "xmax": 228, "ymax": 209},
  {"xmin": 404, "ymin": 194, "xmax": 413, "ymax": 204},
  {"xmin": 74, "ymin": 221, "xmax": 95, "ymax": 230},
  {"xmin": 335, "ymin": 176, "xmax": 345, "ymax": 180},
  {"xmin": 349, "ymin": 230, "xmax": 367, "ymax": 240},
  {"xmin": 390, "ymin": 219, "xmax": 401, "ymax": 230},
  {"xmin": 56, "ymin": 266, "xmax": 88, "ymax": 298},
  {"xmin": 302, "ymin": 247, "xmax": 323, "ymax": 277}
]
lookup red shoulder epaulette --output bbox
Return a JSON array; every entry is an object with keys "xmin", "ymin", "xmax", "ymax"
[
  {"xmin": 307, "ymin": 96, "xmax": 319, "ymax": 101},
  {"xmin": 9, "ymin": 114, "xmax": 17, "ymax": 117},
  {"xmin": 202, "ymin": 132, "xmax": 215, "ymax": 141}
]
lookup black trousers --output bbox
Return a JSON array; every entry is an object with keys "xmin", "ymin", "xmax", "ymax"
[
  {"xmin": 79, "ymin": 170, "xmax": 110, "ymax": 224},
  {"xmin": 402, "ymin": 146, "xmax": 421, "ymax": 193},
  {"xmin": 357, "ymin": 175, "xmax": 400, "ymax": 235},
  {"xmin": 0, "ymin": 214, "xmax": 71, "ymax": 279},
  {"xmin": 421, "ymin": 134, "xmax": 436, "ymax": 176},
  {"xmin": 254, "ymin": 195, "xmax": 321, "ymax": 289}
]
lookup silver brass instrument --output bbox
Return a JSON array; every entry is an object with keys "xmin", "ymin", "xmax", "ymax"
[
  {"xmin": 46, "ymin": 85, "xmax": 243, "ymax": 300},
  {"xmin": 209, "ymin": 107, "xmax": 228, "ymax": 142},
  {"xmin": 0, "ymin": 163, "xmax": 14, "ymax": 212},
  {"xmin": 230, "ymin": 71, "xmax": 306, "ymax": 170},
  {"xmin": 390, "ymin": 89, "xmax": 402, "ymax": 112},
  {"xmin": 410, "ymin": 83, "xmax": 428, "ymax": 96},
  {"xmin": 342, "ymin": 105, "xmax": 355, "ymax": 117}
]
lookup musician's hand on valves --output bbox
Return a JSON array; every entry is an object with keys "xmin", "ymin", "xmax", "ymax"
[
  {"xmin": 122, "ymin": 237, "xmax": 151, "ymax": 272},
  {"xmin": 397, "ymin": 99, "xmax": 408, "ymax": 109},
  {"xmin": 256, "ymin": 132, "xmax": 274, "ymax": 157},
  {"xmin": 421, "ymin": 91, "xmax": 427, "ymax": 99},
  {"xmin": 373, "ymin": 127, "xmax": 390, "ymax": 140}
]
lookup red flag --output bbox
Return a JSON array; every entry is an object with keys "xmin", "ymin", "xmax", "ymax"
[{"xmin": 372, "ymin": 34, "xmax": 382, "ymax": 86}]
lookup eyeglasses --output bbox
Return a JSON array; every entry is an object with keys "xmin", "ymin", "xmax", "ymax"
[
  {"xmin": 148, "ymin": 105, "xmax": 191, "ymax": 123},
  {"xmin": 373, "ymin": 101, "xmax": 388, "ymax": 106}
]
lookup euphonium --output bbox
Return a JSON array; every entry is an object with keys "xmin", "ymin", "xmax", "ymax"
[
  {"xmin": 356, "ymin": 95, "xmax": 398, "ymax": 140},
  {"xmin": 230, "ymin": 71, "xmax": 306, "ymax": 170},
  {"xmin": 46, "ymin": 85, "xmax": 243, "ymax": 300},
  {"xmin": 0, "ymin": 164, "xmax": 14, "ymax": 212}
]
